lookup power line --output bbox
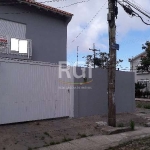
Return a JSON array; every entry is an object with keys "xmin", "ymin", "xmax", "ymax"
[
  {"xmin": 122, "ymin": 0, "xmax": 150, "ymax": 19},
  {"xmin": 0, "ymin": 0, "xmax": 67, "ymax": 5},
  {"xmin": 129, "ymin": 0, "xmax": 150, "ymax": 15},
  {"xmin": 0, "ymin": 0, "xmax": 87, "ymax": 5},
  {"xmin": 71, "ymin": 0, "xmax": 107, "ymax": 43},
  {"xmin": 118, "ymin": 1, "xmax": 150, "ymax": 25},
  {"xmin": 0, "ymin": 0, "xmax": 89, "ymax": 14},
  {"xmin": 40, "ymin": 0, "xmax": 67, "ymax": 3},
  {"xmin": 57, "ymin": 0, "xmax": 91, "ymax": 9},
  {"xmin": 67, "ymin": 0, "xmax": 106, "ymax": 64}
]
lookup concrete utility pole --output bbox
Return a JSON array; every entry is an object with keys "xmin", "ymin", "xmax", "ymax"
[
  {"xmin": 89, "ymin": 43, "xmax": 99, "ymax": 68},
  {"xmin": 107, "ymin": 0, "xmax": 118, "ymax": 127}
]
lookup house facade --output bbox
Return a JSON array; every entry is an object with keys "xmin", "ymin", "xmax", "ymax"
[
  {"xmin": 129, "ymin": 51, "xmax": 150, "ymax": 85},
  {"xmin": 0, "ymin": 0, "xmax": 73, "ymax": 63}
]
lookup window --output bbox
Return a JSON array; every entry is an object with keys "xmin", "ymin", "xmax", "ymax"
[
  {"xmin": 11, "ymin": 38, "xmax": 19, "ymax": 51},
  {"xmin": 11, "ymin": 38, "xmax": 28, "ymax": 54},
  {"xmin": 19, "ymin": 40, "xmax": 28, "ymax": 53},
  {"xmin": 0, "ymin": 19, "xmax": 32, "ymax": 57}
]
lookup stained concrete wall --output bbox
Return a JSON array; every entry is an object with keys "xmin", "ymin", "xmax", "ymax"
[
  {"xmin": 74, "ymin": 68, "xmax": 135, "ymax": 118},
  {"xmin": 0, "ymin": 4, "xmax": 71, "ymax": 63}
]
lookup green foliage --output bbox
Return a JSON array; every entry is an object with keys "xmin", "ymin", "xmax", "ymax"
[
  {"xmin": 135, "ymin": 82, "xmax": 147, "ymax": 98},
  {"xmin": 84, "ymin": 52, "xmax": 123, "ymax": 68},
  {"xmin": 137, "ymin": 41, "xmax": 150, "ymax": 72},
  {"xmin": 130, "ymin": 120, "xmax": 135, "ymax": 130},
  {"xmin": 117, "ymin": 123, "xmax": 124, "ymax": 127},
  {"xmin": 143, "ymin": 104, "xmax": 150, "ymax": 109},
  {"xmin": 62, "ymin": 137, "xmax": 73, "ymax": 142},
  {"xmin": 44, "ymin": 132, "xmax": 50, "ymax": 136},
  {"xmin": 78, "ymin": 133, "xmax": 87, "ymax": 138},
  {"xmin": 136, "ymin": 103, "xmax": 142, "ymax": 108},
  {"xmin": 135, "ymin": 82, "xmax": 146, "ymax": 90},
  {"xmin": 43, "ymin": 132, "xmax": 52, "ymax": 138},
  {"xmin": 50, "ymin": 142, "xmax": 55, "ymax": 145}
]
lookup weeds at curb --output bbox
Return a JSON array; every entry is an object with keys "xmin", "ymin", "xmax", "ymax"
[{"xmin": 130, "ymin": 120, "xmax": 135, "ymax": 130}]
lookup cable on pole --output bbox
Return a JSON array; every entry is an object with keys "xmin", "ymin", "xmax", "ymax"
[{"xmin": 118, "ymin": 1, "xmax": 150, "ymax": 25}]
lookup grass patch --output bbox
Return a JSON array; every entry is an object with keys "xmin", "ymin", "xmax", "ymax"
[
  {"xmin": 50, "ymin": 142, "xmax": 55, "ymax": 145},
  {"xmin": 143, "ymin": 105, "xmax": 150, "ymax": 109},
  {"xmin": 136, "ymin": 102, "xmax": 150, "ymax": 109},
  {"xmin": 43, "ymin": 144, "xmax": 50, "ymax": 147},
  {"xmin": 136, "ymin": 103, "xmax": 143, "ymax": 108},
  {"xmin": 44, "ymin": 132, "xmax": 50, "ymax": 136},
  {"xmin": 130, "ymin": 120, "xmax": 135, "ymax": 130},
  {"xmin": 62, "ymin": 136, "xmax": 73, "ymax": 142},
  {"xmin": 117, "ymin": 123, "xmax": 124, "ymax": 127},
  {"xmin": 43, "ymin": 132, "xmax": 52, "ymax": 138},
  {"xmin": 41, "ymin": 136, "xmax": 45, "ymax": 140},
  {"xmin": 89, "ymin": 134, "xmax": 93, "ymax": 136},
  {"xmin": 78, "ymin": 133, "xmax": 87, "ymax": 138},
  {"xmin": 28, "ymin": 148, "xmax": 32, "ymax": 150}
]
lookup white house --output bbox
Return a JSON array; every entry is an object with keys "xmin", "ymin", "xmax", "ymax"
[{"xmin": 129, "ymin": 51, "xmax": 150, "ymax": 85}]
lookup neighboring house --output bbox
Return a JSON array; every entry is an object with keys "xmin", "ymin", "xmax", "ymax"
[
  {"xmin": 0, "ymin": 0, "xmax": 73, "ymax": 63},
  {"xmin": 129, "ymin": 51, "xmax": 150, "ymax": 85}
]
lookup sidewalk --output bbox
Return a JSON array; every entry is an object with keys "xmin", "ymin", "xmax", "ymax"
[
  {"xmin": 38, "ymin": 127, "xmax": 150, "ymax": 150},
  {"xmin": 135, "ymin": 98, "xmax": 150, "ymax": 102}
]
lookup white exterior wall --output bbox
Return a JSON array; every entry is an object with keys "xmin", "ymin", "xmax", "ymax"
[
  {"xmin": 130, "ymin": 55, "xmax": 150, "ymax": 83},
  {"xmin": 0, "ymin": 59, "xmax": 74, "ymax": 124}
]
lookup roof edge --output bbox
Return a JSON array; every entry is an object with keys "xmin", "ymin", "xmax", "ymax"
[
  {"xmin": 130, "ymin": 51, "xmax": 146, "ymax": 62},
  {"xmin": 18, "ymin": 0, "xmax": 73, "ymax": 18}
]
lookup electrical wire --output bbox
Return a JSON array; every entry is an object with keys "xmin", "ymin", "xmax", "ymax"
[
  {"xmin": 135, "ymin": 13, "xmax": 150, "ymax": 26},
  {"xmin": 0, "ymin": 0, "xmax": 90, "ymax": 14},
  {"xmin": 118, "ymin": 1, "xmax": 150, "ymax": 25},
  {"xmin": 0, "ymin": 0, "xmax": 90, "ymax": 15},
  {"xmin": 57, "ymin": 0, "xmax": 91, "ymax": 9},
  {"xmin": 0, "ymin": 0, "xmax": 67, "ymax": 5},
  {"xmin": 0, "ymin": 0, "xmax": 88, "ymax": 5},
  {"xmin": 71, "ymin": 0, "xmax": 107, "ymax": 43},
  {"xmin": 129, "ymin": 0, "xmax": 150, "ymax": 15},
  {"xmin": 123, "ymin": 0, "xmax": 150, "ymax": 19}
]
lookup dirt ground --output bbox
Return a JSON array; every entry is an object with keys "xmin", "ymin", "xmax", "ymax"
[{"xmin": 0, "ymin": 108, "xmax": 149, "ymax": 150}]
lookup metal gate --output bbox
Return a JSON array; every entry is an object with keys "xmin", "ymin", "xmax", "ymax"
[{"xmin": 0, "ymin": 59, "xmax": 74, "ymax": 124}]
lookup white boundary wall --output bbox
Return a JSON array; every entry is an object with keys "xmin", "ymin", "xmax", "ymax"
[{"xmin": 0, "ymin": 59, "xmax": 74, "ymax": 124}]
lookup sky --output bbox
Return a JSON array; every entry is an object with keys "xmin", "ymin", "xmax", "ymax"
[{"xmin": 38, "ymin": 0, "xmax": 150, "ymax": 71}]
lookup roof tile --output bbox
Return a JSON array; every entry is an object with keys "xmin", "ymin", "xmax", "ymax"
[{"xmin": 22, "ymin": 0, "xmax": 73, "ymax": 17}]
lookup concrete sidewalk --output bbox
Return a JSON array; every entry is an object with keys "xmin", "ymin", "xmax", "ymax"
[{"xmin": 38, "ymin": 127, "xmax": 150, "ymax": 150}]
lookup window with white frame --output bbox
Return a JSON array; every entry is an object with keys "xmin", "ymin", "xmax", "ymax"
[{"xmin": 11, "ymin": 38, "xmax": 28, "ymax": 54}]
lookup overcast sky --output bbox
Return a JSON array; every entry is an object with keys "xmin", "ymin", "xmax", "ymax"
[{"xmin": 38, "ymin": 0, "xmax": 150, "ymax": 70}]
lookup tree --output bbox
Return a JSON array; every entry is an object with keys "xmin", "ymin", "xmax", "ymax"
[
  {"xmin": 135, "ymin": 82, "xmax": 146, "ymax": 98},
  {"xmin": 84, "ymin": 52, "xmax": 123, "ymax": 68},
  {"xmin": 137, "ymin": 41, "xmax": 150, "ymax": 73}
]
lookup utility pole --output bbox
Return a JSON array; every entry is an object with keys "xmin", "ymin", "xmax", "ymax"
[
  {"xmin": 77, "ymin": 46, "xmax": 79, "ymax": 66},
  {"xmin": 107, "ymin": 0, "xmax": 118, "ymax": 127},
  {"xmin": 131, "ymin": 56, "xmax": 133, "ymax": 72},
  {"xmin": 89, "ymin": 43, "xmax": 100, "ymax": 68}
]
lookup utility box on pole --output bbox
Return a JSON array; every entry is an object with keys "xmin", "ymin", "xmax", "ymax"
[{"xmin": 107, "ymin": 0, "xmax": 118, "ymax": 127}]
